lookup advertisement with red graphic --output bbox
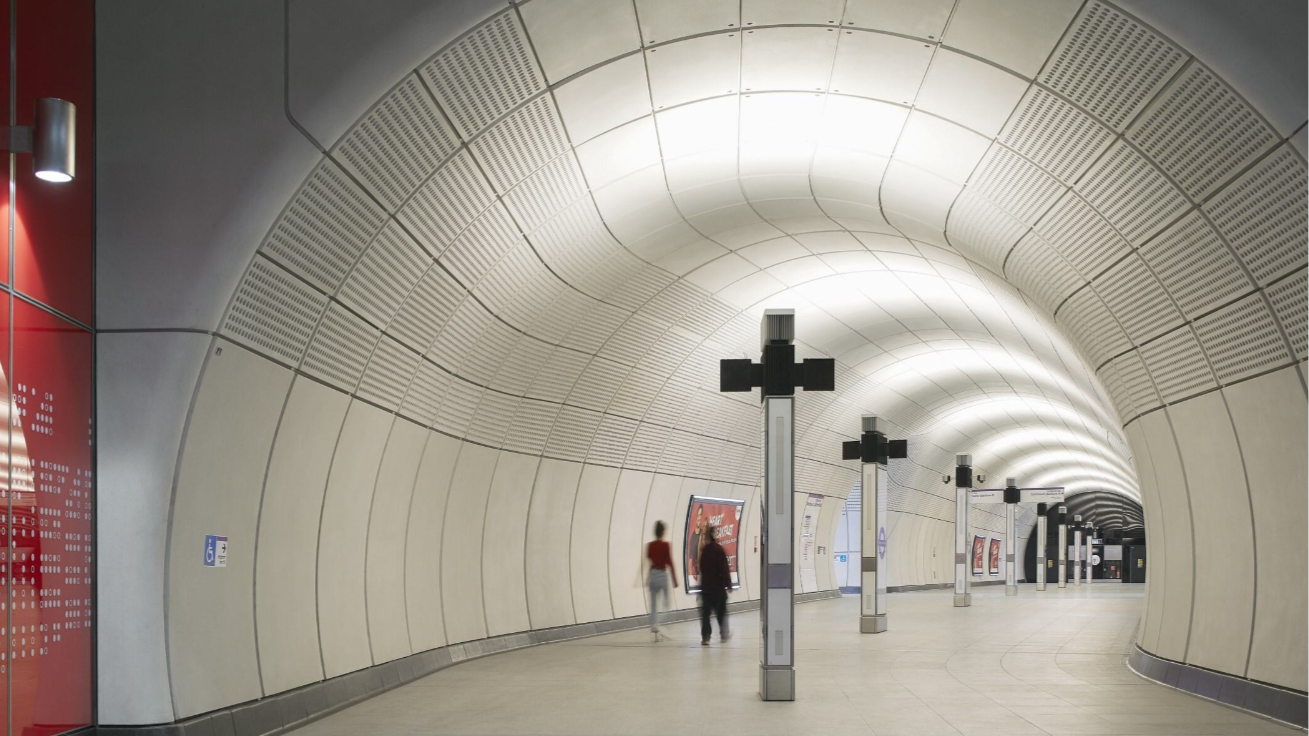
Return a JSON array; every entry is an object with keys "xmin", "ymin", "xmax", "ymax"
[
  {"xmin": 989, "ymin": 538, "xmax": 1001, "ymax": 576},
  {"xmin": 684, "ymin": 496, "xmax": 744, "ymax": 593},
  {"xmin": 971, "ymin": 535, "xmax": 985, "ymax": 575}
]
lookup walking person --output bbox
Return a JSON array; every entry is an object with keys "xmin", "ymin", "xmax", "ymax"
[
  {"xmin": 698, "ymin": 524, "xmax": 731, "ymax": 645},
  {"xmin": 646, "ymin": 521, "xmax": 678, "ymax": 641}
]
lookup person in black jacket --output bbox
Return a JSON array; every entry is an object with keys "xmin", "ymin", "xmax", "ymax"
[{"xmin": 698, "ymin": 524, "xmax": 732, "ymax": 645}]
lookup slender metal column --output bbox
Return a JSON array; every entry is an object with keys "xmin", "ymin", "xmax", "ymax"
[
  {"xmin": 953, "ymin": 454, "xmax": 973, "ymax": 607},
  {"xmin": 1072, "ymin": 515, "xmax": 1083, "ymax": 586},
  {"xmin": 1057, "ymin": 506, "xmax": 1067, "ymax": 589},
  {"xmin": 1004, "ymin": 477, "xmax": 1018, "ymax": 597},
  {"xmin": 1035, "ymin": 503, "xmax": 1048, "ymax": 591},
  {"xmin": 761, "ymin": 394, "xmax": 794, "ymax": 699},
  {"xmin": 1085, "ymin": 528, "xmax": 1093, "ymax": 584},
  {"xmin": 860, "ymin": 417, "xmax": 887, "ymax": 633},
  {"xmin": 720, "ymin": 308, "xmax": 835, "ymax": 703}
]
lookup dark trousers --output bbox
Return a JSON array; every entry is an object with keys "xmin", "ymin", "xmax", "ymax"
[{"xmin": 700, "ymin": 590, "xmax": 728, "ymax": 639}]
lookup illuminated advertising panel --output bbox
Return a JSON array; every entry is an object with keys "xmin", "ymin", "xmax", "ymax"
[
  {"xmin": 684, "ymin": 496, "xmax": 744, "ymax": 593},
  {"xmin": 971, "ymin": 535, "xmax": 985, "ymax": 575},
  {"xmin": 989, "ymin": 538, "xmax": 1001, "ymax": 576}
]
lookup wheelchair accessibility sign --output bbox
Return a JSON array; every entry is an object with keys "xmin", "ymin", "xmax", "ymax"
[{"xmin": 204, "ymin": 535, "xmax": 228, "ymax": 568}]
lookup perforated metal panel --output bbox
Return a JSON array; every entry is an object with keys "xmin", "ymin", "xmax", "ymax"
[
  {"xmin": 503, "ymin": 153, "xmax": 589, "ymax": 232},
  {"xmin": 503, "ymin": 399, "xmax": 561, "ymax": 455},
  {"xmin": 428, "ymin": 300, "xmax": 490, "ymax": 373},
  {"xmin": 401, "ymin": 361, "xmax": 452, "ymax": 426},
  {"xmin": 946, "ymin": 192, "xmax": 1026, "ymax": 274},
  {"xmin": 467, "ymin": 390, "xmax": 521, "ymax": 447},
  {"xmin": 491, "ymin": 332, "xmax": 553, "ymax": 395},
  {"xmin": 1193, "ymin": 294, "xmax": 1288, "ymax": 383},
  {"xmin": 563, "ymin": 302, "xmax": 629, "ymax": 354},
  {"xmin": 1266, "ymin": 271, "xmax": 1308, "ymax": 359},
  {"xmin": 422, "ymin": 10, "xmax": 546, "ymax": 139},
  {"xmin": 1078, "ymin": 142, "xmax": 1188, "ymax": 246},
  {"xmin": 1057, "ymin": 287, "xmax": 1129, "ymax": 366},
  {"xmin": 1040, "ymin": 1, "xmax": 1186, "ymax": 131},
  {"xmin": 1000, "ymin": 88, "xmax": 1113, "ymax": 184},
  {"xmin": 302, "ymin": 303, "xmax": 380, "ymax": 392},
  {"xmin": 339, "ymin": 221, "xmax": 432, "ymax": 328},
  {"xmin": 1004, "ymin": 233, "xmax": 1083, "ymax": 314},
  {"xmin": 529, "ymin": 200, "xmax": 622, "ymax": 288},
  {"xmin": 1035, "ymin": 192, "xmax": 1129, "ymax": 277},
  {"xmin": 567, "ymin": 357, "xmax": 626, "ymax": 412},
  {"xmin": 357, "ymin": 336, "xmax": 422, "ymax": 411},
  {"xmin": 1108, "ymin": 350, "xmax": 1159, "ymax": 419},
  {"xmin": 389, "ymin": 265, "xmax": 466, "ymax": 352},
  {"xmin": 545, "ymin": 406, "xmax": 603, "ymax": 462},
  {"xmin": 1140, "ymin": 326, "xmax": 1214, "ymax": 403},
  {"xmin": 969, "ymin": 146, "xmax": 1065, "ymax": 224},
  {"xmin": 527, "ymin": 348, "xmax": 589, "ymax": 403},
  {"xmin": 1204, "ymin": 146, "xmax": 1308, "ymax": 286},
  {"xmin": 432, "ymin": 378, "xmax": 482, "ymax": 437},
  {"xmin": 261, "ymin": 160, "xmax": 387, "ymax": 293},
  {"xmin": 440, "ymin": 203, "xmax": 523, "ymax": 287},
  {"xmin": 400, "ymin": 150, "xmax": 496, "ymax": 255},
  {"xmin": 1138, "ymin": 211, "xmax": 1249, "ymax": 319},
  {"xmin": 223, "ymin": 256, "xmax": 327, "ymax": 365},
  {"xmin": 471, "ymin": 95, "xmax": 571, "ymax": 193},
  {"xmin": 1094, "ymin": 254, "xmax": 1179, "ymax": 344},
  {"xmin": 461, "ymin": 319, "xmax": 518, "ymax": 386},
  {"xmin": 587, "ymin": 414, "xmax": 638, "ymax": 466},
  {"xmin": 335, "ymin": 74, "xmax": 460, "ymax": 210}
]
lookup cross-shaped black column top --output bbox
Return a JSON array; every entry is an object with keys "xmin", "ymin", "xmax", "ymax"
[
  {"xmin": 840, "ymin": 417, "xmax": 908, "ymax": 466},
  {"xmin": 719, "ymin": 309, "xmax": 835, "ymax": 399}
]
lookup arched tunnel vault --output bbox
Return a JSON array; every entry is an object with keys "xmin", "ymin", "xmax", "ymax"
[{"xmin": 95, "ymin": 0, "xmax": 1307, "ymax": 726}]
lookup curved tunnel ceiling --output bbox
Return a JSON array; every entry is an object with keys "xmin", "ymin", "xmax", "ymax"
[{"xmin": 221, "ymin": 0, "xmax": 1308, "ymax": 519}]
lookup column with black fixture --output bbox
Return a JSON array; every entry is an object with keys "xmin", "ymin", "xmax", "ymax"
[
  {"xmin": 719, "ymin": 308, "xmax": 834, "ymax": 702},
  {"xmin": 841, "ymin": 416, "xmax": 907, "ymax": 633},
  {"xmin": 952, "ymin": 454, "xmax": 973, "ymax": 607},
  {"xmin": 1003, "ymin": 478, "xmax": 1019, "ymax": 596},
  {"xmin": 1072, "ymin": 515, "xmax": 1083, "ymax": 586},
  {"xmin": 1057, "ymin": 506, "xmax": 1068, "ymax": 589},
  {"xmin": 1035, "ymin": 503, "xmax": 1048, "ymax": 591}
]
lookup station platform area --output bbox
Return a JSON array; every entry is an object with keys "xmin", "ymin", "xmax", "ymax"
[{"xmin": 290, "ymin": 586, "xmax": 1296, "ymax": 736}]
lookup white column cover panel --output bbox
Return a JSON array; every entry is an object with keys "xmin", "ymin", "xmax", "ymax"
[
  {"xmin": 255, "ymin": 377, "xmax": 349, "ymax": 695},
  {"xmin": 364, "ymin": 418, "xmax": 429, "ymax": 663},
  {"xmin": 525, "ymin": 459, "xmax": 584, "ymax": 629},
  {"xmin": 166, "ymin": 341, "xmax": 292, "ymax": 718},
  {"xmin": 317, "ymin": 401, "xmax": 394, "ymax": 678},
  {"xmin": 441, "ymin": 444, "xmax": 501, "ymax": 643},
  {"xmin": 608, "ymin": 470, "xmax": 656, "ymax": 618},
  {"xmin": 404, "ymin": 433, "xmax": 462, "ymax": 652},
  {"xmin": 570, "ymin": 465, "xmax": 621, "ymax": 623},
  {"xmin": 481, "ymin": 452, "xmax": 540, "ymax": 636}
]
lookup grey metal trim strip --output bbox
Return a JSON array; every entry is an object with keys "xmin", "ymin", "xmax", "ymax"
[
  {"xmin": 1128, "ymin": 645, "xmax": 1307, "ymax": 729},
  {"xmin": 886, "ymin": 580, "xmax": 1011, "ymax": 594},
  {"xmin": 99, "ymin": 591, "xmax": 841, "ymax": 736},
  {"xmin": 861, "ymin": 557, "xmax": 876, "ymax": 573},
  {"xmin": 766, "ymin": 564, "xmax": 793, "ymax": 589}
]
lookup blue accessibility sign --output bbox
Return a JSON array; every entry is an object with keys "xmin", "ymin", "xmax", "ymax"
[{"xmin": 877, "ymin": 526, "xmax": 887, "ymax": 559}]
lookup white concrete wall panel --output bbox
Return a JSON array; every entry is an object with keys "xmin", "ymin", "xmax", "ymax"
[
  {"xmin": 1169, "ymin": 393, "xmax": 1255, "ymax": 675},
  {"xmin": 816, "ymin": 496, "xmax": 841, "ymax": 591},
  {"xmin": 1139, "ymin": 411, "xmax": 1195, "ymax": 662},
  {"xmin": 254, "ymin": 378, "xmax": 350, "ymax": 695},
  {"xmin": 639, "ymin": 473, "xmax": 685, "ymax": 597},
  {"xmin": 316, "ymin": 402, "xmax": 394, "ymax": 678},
  {"xmin": 404, "ymin": 433, "xmax": 462, "ymax": 651},
  {"xmin": 1224, "ymin": 367, "xmax": 1309, "ymax": 690},
  {"xmin": 525, "ymin": 459, "xmax": 584, "ymax": 629},
  {"xmin": 570, "ymin": 465, "xmax": 621, "ymax": 623},
  {"xmin": 481, "ymin": 453, "xmax": 540, "ymax": 636},
  {"xmin": 365, "ymin": 418, "xmax": 430, "ymax": 663},
  {"xmin": 1126, "ymin": 420, "xmax": 1166, "ymax": 654},
  {"xmin": 166, "ymin": 342, "xmax": 292, "ymax": 718},
  {"xmin": 608, "ymin": 470, "xmax": 656, "ymax": 618},
  {"xmin": 97, "ymin": 332, "xmax": 210, "ymax": 724},
  {"xmin": 441, "ymin": 444, "xmax": 501, "ymax": 643},
  {"xmin": 741, "ymin": 486, "xmax": 762, "ymax": 601}
]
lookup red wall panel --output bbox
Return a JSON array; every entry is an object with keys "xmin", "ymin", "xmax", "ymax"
[{"xmin": 13, "ymin": 0, "xmax": 94, "ymax": 327}]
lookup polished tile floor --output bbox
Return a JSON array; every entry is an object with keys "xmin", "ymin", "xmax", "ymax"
[{"xmin": 295, "ymin": 585, "xmax": 1298, "ymax": 735}]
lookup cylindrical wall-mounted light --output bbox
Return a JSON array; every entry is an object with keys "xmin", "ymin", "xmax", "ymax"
[
  {"xmin": 33, "ymin": 98, "xmax": 74, "ymax": 182},
  {"xmin": 2, "ymin": 97, "xmax": 76, "ymax": 183}
]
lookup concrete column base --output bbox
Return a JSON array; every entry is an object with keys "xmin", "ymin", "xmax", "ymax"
[
  {"xmin": 953, "ymin": 593, "xmax": 972, "ymax": 607},
  {"xmin": 1005, "ymin": 585, "xmax": 1018, "ymax": 596},
  {"xmin": 760, "ymin": 666, "xmax": 795, "ymax": 701},
  {"xmin": 860, "ymin": 615, "xmax": 887, "ymax": 633},
  {"xmin": 1035, "ymin": 583, "xmax": 1046, "ymax": 591}
]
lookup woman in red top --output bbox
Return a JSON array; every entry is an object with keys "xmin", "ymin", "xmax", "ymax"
[{"xmin": 646, "ymin": 521, "xmax": 678, "ymax": 640}]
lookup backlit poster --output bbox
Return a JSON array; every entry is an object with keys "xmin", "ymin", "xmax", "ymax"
[
  {"xmin": 989, "ymin": 538, "xmax": 1001, "ymax": 575},
  {"xmin": 684, "ymin": 496, "xmax": 744, "ymax": 593},
  {"xmin": 971, "ymin": 535, "xmax": 985, "ymax": 575}
]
